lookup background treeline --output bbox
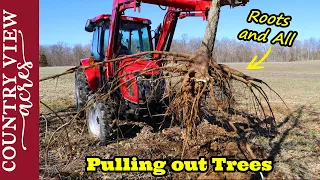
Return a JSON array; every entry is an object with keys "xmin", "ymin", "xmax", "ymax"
[{"xmin": 40, "ymin": 35, "xmax": 320, "ymax": 66}]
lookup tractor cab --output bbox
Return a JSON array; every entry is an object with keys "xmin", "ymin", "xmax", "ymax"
[
  {"xmin": 85, "ymin": 14, "xmax": 153, "ymax": 61},
  {"xmin": 81, "ymin": 14, "xmax": 163, "ymax": 105},
  {"xmin": 76, "ymin": 13, "xmax": 165, "ymax": 143}
]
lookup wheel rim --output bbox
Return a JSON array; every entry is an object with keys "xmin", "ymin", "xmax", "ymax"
[{"xmin": 88, "ymin": 105, "xmax": 103, "ymax": 137}]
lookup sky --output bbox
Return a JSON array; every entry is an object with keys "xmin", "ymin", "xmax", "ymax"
[{"xmin": 40, "ymin": 0, "xmax": 320, "ymax": 45}]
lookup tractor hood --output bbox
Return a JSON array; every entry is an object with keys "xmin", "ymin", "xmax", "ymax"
[{"xmin": 118, "ymin": 57, "xmax": 164, "ymax": 104}]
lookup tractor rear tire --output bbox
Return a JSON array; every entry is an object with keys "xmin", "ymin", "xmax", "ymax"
[
  {"xmin": 87, "ymin": 101, "xmax": 114, "ymax": 145},
  {"xmin": 75, "ymin": 69, "xmax": 90, "ymax": 118}
]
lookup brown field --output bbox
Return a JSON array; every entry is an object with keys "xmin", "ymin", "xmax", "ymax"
[{"xmin": 39, "ymin": 61, "xmax": 320, "ymax": 179}]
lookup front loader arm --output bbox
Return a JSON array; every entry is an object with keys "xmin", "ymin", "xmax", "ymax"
[
  {"xmin": 155, "ymin": 7, "xmax": 179, "ymax": 52},
  {"xmin": 107, "ymin": 0, "xmax": 250, "ymax": 62},
  {"xmin": 115, "ymin": 0, "xmax": 249, "ymax": 11}
]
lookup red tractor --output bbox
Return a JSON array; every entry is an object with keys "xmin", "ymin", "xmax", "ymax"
[{"xmin": 75, "ymin": 0, "xmax": 249, "ymax": 145}]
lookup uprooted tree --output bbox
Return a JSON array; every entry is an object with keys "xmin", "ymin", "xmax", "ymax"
[{"xmin": 40, "ymin": 1, "xmax": 287, "ymax": 178}]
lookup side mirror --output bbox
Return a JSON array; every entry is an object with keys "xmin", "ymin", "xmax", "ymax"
[
  {"xmin": 85, "ymin": 19, "xmax": 94, "ymax": 32},
  {"xmin": 154, "ymin": 23, "xmax": 162, "ymax": 48}
]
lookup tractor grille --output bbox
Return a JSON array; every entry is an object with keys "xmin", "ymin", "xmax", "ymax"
[{"xmin": 135, "ymin": 73, "xmax": 165, "ymax": 104}]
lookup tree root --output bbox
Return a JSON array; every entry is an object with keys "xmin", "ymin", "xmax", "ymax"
[{"xmin": 40, "ymin": 51, "xmax": 286, "ymax": 178}]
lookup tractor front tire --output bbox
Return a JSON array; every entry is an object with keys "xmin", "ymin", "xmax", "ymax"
[
  {"xmin": 75, "ymin": 69, "xmax": 89, "ymax": 117},
  {"xmin": 87, "ymin": 101, "xmax": 114, "ymax": 145}
]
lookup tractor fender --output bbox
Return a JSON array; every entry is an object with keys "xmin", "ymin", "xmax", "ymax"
[{"xmin": 80, "ymin": 58, "xmax": 99, "ymax": 91}]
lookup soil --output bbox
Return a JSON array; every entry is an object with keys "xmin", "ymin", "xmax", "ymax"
[{"xmin": 39, "ymin": 105, "xmax": 283, "ymax": 179}]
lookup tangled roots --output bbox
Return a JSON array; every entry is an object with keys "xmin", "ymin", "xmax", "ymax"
[{"xmin": 40, "ymin": 51, "xmax": 285, "ymax": 162}]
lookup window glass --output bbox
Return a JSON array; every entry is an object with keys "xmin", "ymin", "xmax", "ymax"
[
  {"xmin": 131, "ymin": 30, "xmax": 140, "ymax": 53},
  {"xmin": 118, "ymin": 22, "xmax": 151, "ymax": 55},
  {"xmin": 120, "ymin": 30, "xmax": 130, "ymax": 48},
  {"xmin": 103, "ymin": 22, "xmax": 110, "ymax": 55},
  {"xmin": 91, "ymin": 28, "xmax": 100, "ymax": 59},
  {"xmin": 141, "ymin": 27, "xmax": 150, "ymax": 52},
  {"xmin": 97, "ymin": 27, "xmax": 102, "ymax": 54},
  {"xmin": 91, "ymin": 20, "xmax": 151, "ymax": 57},
  {"xmin": 129, "ymin": 26, "xmax": 151, "ymax": 54},
  {"xmin": 91, "ymin": 26, "xmax": 107, "ymax": 60}
]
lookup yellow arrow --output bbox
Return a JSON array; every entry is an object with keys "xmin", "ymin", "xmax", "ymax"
[{"xmin": 247, "ymin": 46, "xmax": 272, "ymax": 70}]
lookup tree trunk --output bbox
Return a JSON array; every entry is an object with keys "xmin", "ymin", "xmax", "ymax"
[{"xmin": 198, "ymin": 0, "xmax": 221, "ymax": 58}]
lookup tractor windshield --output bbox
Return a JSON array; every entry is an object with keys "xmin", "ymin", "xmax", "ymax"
[
  {"xmin": 118, "ymin": 21, "xmax": 152, "ymax": 54},
  {"xmin": 100, "ymin": 20, "xmax": 152, "ymax": 57}
]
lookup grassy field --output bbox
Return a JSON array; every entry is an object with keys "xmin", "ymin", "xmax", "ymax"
[
  {"xmin": 40, "ymin": 66, "xmax": 76, "ymax": 110},
  {"xmin": 227, "ymin": 61, "xmax": 320, "ymax": 179},
  {"xmin": 40, "ymin": 61, "xmax": 320, "ymax": 109},
  {"xmin": 40, "ymin": 61, "xmax": 320, "ymax": 179},
  {"xmin": 228, "ymin": 61, "xmax": 320, "ymax": 108}
]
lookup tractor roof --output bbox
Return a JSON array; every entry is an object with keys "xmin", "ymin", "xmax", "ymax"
[{"xmin": 91, "ymin": 14, "xmax": 152, "ymax": 24}]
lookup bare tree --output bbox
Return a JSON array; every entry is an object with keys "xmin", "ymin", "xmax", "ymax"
[
  {"xmin": 73, "ymin": 43, "xmax": 91, "ymax": 65},
  {"xmin": 198, "ymin": 0, "xmax": 220, "ymax": 57},
  {"xmin": 40, "ymin": 37, "xmax": 320, "ymax": 67}
]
